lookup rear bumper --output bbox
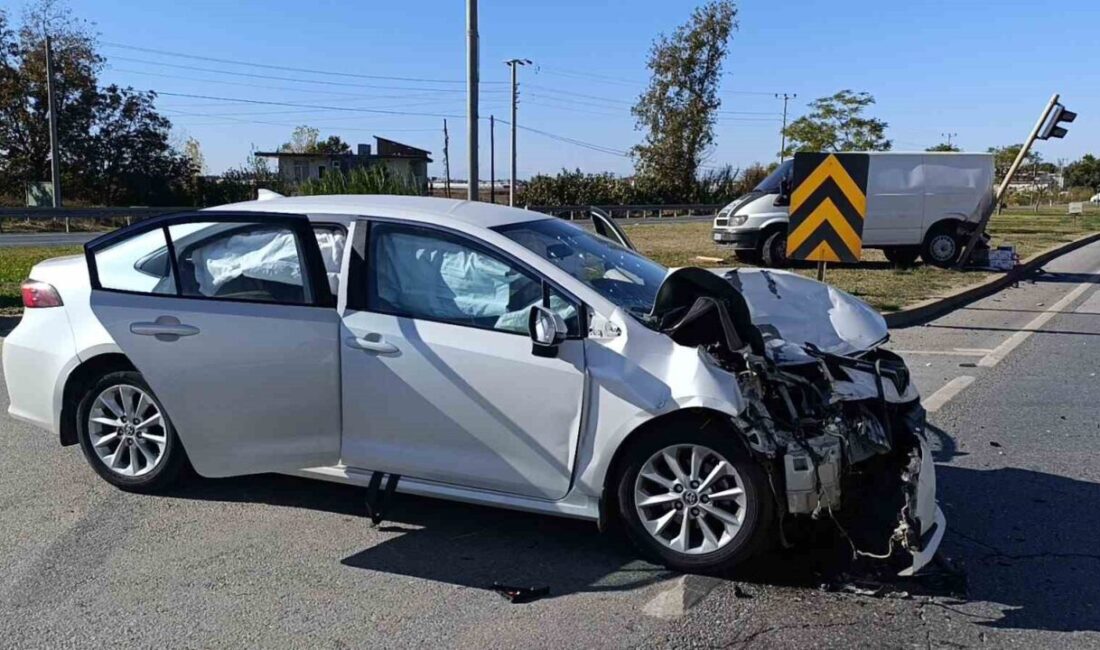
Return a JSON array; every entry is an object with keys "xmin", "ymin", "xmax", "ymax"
[
  {"xmin": 712, "ymin": 229, "xmax": 761, "ymax": 249},
  {"xmin": 2, "ymin": 309, "xmax": 79, "ymax": 435}
]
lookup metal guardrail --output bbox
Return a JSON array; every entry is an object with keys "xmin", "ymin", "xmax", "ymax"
[{"xmin": 0, "ymin": 207, "xmax": 192, "ymax": 233}]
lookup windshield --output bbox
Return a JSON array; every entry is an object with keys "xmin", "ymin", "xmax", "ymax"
[
  {"xmin": 495, "ymin": 218, "xmax": 668, "ymax": 318},
  {"xmin": 753, "ymin": 159, "xmax": 794, "ymax": 194}
]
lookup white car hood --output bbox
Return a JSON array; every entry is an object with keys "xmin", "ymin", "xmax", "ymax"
[{"xmin": 724, "ymin": 268, "xmax": 887, "ymax": 357}]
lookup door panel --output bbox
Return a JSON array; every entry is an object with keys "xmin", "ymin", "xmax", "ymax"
[
  {"xmin": 864, "ymin": 157, "xmax": 925, "ymax": 245},
  {"xmin": 339, "ymin": 311, "xmax": 585, "ymax": 499},
  {"xmin": 86, "ymin": 212, "xmax": 341, "ymax": 478}
]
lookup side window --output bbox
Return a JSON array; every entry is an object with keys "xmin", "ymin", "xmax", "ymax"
[
  {"xmin": 167, "ymin": 222, "xmax": 312, "ymax": 304},
  {"xmin": 93, "ymin": 227, "xmax": 177, "ymax": 295},
  {"xmin": 367, "ymin": 223, "xmax": 579, "ymax": 335}
]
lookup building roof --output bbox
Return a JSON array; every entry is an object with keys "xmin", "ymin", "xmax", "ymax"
[
  {"xmin": 206, "ymin": 194, "xmax": 545, "ymax": 229},
  {"xmin": 255, "ymin": 136, "xmax": 432, "ymax": 162}
]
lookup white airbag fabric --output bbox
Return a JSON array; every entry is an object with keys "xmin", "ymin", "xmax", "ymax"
[{"xmin": 192, "ymin": 229, "xmax": 303, "ymax": 296}]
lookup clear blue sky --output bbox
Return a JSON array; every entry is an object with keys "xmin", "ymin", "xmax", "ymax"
[{"xmin": 66, "ymin": 0, "xmax": 1100, "ymax": 178}]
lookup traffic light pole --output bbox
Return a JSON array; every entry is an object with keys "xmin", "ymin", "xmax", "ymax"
[{"xmin": 957, "ymin": 93, "xmax": 1060, "ymax": 268}]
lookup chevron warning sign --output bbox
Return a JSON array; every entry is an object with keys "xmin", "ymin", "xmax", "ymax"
[{"xmin": 786, "ymin": 152, "xmax": 870, "ymax": 263}]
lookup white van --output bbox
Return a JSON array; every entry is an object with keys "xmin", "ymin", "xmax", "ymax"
[{"xmin": 712, "ymin": 153, "xmax": 995, "ymax": 267}]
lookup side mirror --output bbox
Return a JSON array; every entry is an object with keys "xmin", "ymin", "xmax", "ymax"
[
  {"xmin": 528, "ymin": 305, "xmax": 567, "ymax": 357},
  {"xmin": 774, "ymin": 177, "xmax": 792, "ymax": 207}
]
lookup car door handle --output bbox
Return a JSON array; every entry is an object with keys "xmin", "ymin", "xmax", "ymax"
[
  {"xmin": 345, "ymin": 335, "xmax": 399, "ymax": 355},
  {"xmin": 130, "ymin": 317, "xmax": 200, "ymax": 340}
]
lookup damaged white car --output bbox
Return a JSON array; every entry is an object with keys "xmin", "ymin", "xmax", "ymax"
[{"xmin": 2, "ymin": 196, "xmax": 944, "ymax": 575}]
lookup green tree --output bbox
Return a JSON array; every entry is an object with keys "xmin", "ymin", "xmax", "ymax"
[
  {"xmin": 926, "ymin": 141, "xmax": 960, "ymax": 152},
  {"xmin": 1064, "ymin": 154, "xmax": 1100, "ymax": 191},
  {"xmin": 0, "ymin": 0, "xmax": 191, "ymax": 205},
  {"xmin": 280, "ymin": 125, "xmax": 319, "ymax": 153},
  {"xmin": 781, "ymin": 90, "xmax": 891, "ymax": 156},
  {"xmin": 314, "ymin": 135, "xmax": 350, "ymax": 155},
  {"xmin": 183, "ymin": 137, "xmax": 205, "ymax": 175},
  {"xmin": 987, "ymin": 143, "xmax": 1040, "ymax": 180},
  {"xmin": 631, "ymin": 1, "xmax": 738, "ymax": 199}
]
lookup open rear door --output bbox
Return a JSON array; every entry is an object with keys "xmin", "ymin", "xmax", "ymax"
[
  {"xmin": 589, "ymin": 207, "xmax": 636, "ymax": 251},
  {"xmin": 84, "ymin": 211, "xmax": 342, "ymax": 477}
]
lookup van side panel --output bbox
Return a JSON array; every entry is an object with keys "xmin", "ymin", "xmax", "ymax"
[
  {"xmin": 864, "ymin": 155, "xmax": 925, "ymax": 246},
  {"xmin": 922, "ymin": 154, "xmax": 995, "ymax": 233}
]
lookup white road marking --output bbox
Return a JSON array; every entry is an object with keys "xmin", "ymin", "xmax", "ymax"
[
  {"xmin": 894, "ymin": 349, "xmax": 992, "ymax": 356},
  {"xmin": 922, "ymin": 376, "xmax": 975, "ymax": 413},
  {"xmin": 978, "ymin": 281, "xmax": 1098, "ymax": 367}
]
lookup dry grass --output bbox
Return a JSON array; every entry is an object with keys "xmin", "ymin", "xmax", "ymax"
[{"xmin": 624, "ymin": 207, "xmax": 1100, "ymax": 312}]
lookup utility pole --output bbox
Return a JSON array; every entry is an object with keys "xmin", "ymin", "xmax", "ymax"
[
  {"xmin": 505, "ymin": 58, "xmax": 531, "ymax": 206},
  {"xmin": 466, "ymin": 0, "xmax": 479, "ymax": 201},
  {"xmin": 443, "ymin": 119, "xmax": 451, "ymax": 199},
  {"xmin": 45, "ymin": 35, "xmax": 65, "ymax": 231},
  {"xmin": 776, "ymin": 92, "xmax": 796, "ymax": 163},
  {"xmin": 941, "ymin": 132, "xmax": 957, "ymax": 147},
  {"xmin": 489, "ymin": 115, "xmax": 496, "ymax": 204}
]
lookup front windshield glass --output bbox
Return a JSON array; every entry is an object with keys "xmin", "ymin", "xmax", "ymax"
[
  {"xmin": 494, "ymin": 218, "xmax": 668, "ymax": 319},
  {"xmin": 753, "ymin": 159, "xmax": 794, "ymax": 194}
]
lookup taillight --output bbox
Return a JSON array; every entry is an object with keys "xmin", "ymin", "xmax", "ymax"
[{"xmin": 21, "ymin": 280, "xmax": 63, "ymax": 308}]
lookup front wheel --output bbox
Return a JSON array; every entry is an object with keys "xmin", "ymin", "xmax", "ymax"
[
  {"xmin": 76, "ymin": 371, "xmax": 189, "ymax": 493},
  {"xmin": 760, "ymin": 229, "xmax": 790, "ymax": 268},
  {"xmin": 615, "ymin": 425, "xmax": 773, "ymax": 573},
  {"xmin": 921, "ymin": 224, "xmax": 961, "ymax": 268}
]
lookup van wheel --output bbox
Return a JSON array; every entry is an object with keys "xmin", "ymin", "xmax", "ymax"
[
  {"xmin": 883, "ymin": 246, "xmax": 920, "ymax": 267},
  {"xmin": 614, "ymin": 424, "xmax": 773, "ymax": 573},
  {"xmin": 921, "ymin": 223, "xmax": 961, "ymax": 268},
  {"xmin": 76, "ymin": 371, "xmax": 189, "ymax": 493},
  {"xmin": 760, "ymin": 230, "xmax": 789, "ymax": 267}
]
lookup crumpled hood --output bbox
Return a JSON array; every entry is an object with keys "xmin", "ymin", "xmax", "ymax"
[{"xmin": 724, "ymin": 268, "xmax": 887, "ymax": 356}]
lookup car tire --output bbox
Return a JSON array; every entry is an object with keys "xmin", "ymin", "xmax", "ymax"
[
  {"xmin": 882, "ymin": 246, "xmax": 920, "ymax": 267},
  {"xmin": 614, "ymin": 423, "xmax": 773, "ymax": 573},
  {"xmin": 921, "ymin": 223, "xmax": 961, "ymax": 268},
  {"xmin": 760, "ymin": 229, "xmax": 789, "ymax": 268},
  {"xmin": 76, "ymin": 370, "xmax": 189, "ymax": 493}
]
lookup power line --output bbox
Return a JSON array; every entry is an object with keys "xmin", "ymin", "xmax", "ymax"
[
  {"xmin": 107, "ymin": 55, "xmax": 505, "ymax": 94},
  {"xmin": 151, "ymin": 91, "xmax": 469, "ymax": 119},
  {"xmin": 102, "ymin": 41, "xmax": 507, "ymax": 85}
]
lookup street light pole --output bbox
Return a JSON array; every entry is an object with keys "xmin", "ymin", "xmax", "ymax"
[
  {"xmin": 505, "ymin": 58, "xmax": 531, "ymax": 207},
  {"xmin": 466, "ymin": 0, "xmax": 479, "ymax": 201},
  {"xmin": 776, "ymin": 92, "xmax": 796, "ymax": 163},
  {"xmin": 45, "ymin": 35, "xmax": 63, "ymax": 214}
]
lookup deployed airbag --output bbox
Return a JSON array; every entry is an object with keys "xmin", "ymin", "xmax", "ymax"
[{"xmin": 192, "ymin": 228, "xmax": 304, "ymax": 296}]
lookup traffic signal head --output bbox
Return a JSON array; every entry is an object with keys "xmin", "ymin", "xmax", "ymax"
[{"xmin": 1039, "ymin": 103, "xmax": 1076, "ymax": 140}]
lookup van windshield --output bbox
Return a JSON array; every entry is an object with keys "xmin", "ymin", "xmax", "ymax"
[{"xmin": 753, "ymin": 159, "xmax": 794, "ymax": 194}]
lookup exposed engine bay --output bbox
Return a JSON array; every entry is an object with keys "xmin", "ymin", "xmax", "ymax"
[{"xmin": 646, "ymin": 267, "xmax": 943, "ymax": 574}]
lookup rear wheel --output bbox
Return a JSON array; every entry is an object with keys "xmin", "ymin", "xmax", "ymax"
[
  {"xmin": 921, "ymin": 223, "xmax": 961, "ymax": 268},
  {"xmin": 76, "ymin": 371, "xmax": 188, "ymax": 493},
  {"xmin": 882, "ymin": 246, "xmax": 920, "ymax": 267},
  {"xmin": 615, "ymin": 424, "xmax": 773, "ymax": 573},
  {"xmin": 760, "ymin": 229, "xmax": 790, "ymax": 268}
]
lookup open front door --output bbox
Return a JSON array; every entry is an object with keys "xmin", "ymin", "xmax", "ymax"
[
  {"xmin": 590, "ymin": 207, "xmax": 636, "ymax": 251},
  {"xmin": 84, "ymin": 211, "xmax": 342, "ymax": 478}
]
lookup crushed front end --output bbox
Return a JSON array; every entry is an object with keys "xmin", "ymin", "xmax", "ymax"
[{"xmin": 647, "ymin": 267, "xmax": 946, "ymax": 575}]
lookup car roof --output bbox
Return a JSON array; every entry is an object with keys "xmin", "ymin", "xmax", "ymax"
[{"xmin": 205, "ymin": 194, "xmax": 547, "ymax": 230}]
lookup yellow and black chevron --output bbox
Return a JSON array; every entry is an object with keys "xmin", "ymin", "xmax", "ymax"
[{"xmin": 786, "ymin": 153, "xmax": 870, "ymax": 263}]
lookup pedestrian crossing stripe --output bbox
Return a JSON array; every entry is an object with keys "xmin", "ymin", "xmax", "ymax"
[{"xmin": 786, "ymin": 153, "xmax": 870, "ymax": 263}]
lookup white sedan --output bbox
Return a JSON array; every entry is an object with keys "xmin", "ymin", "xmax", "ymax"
[{"xmin": 2, "ymin": 195, "xmax": 944, "ymax": 574}]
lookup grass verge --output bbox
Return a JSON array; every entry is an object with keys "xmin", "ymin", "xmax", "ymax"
[{"xmin": 0, "ymin": 246, "xmax": 82, "ymax": 316}]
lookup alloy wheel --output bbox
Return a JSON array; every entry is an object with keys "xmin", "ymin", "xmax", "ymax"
[
  {"xmin": 87, "ymin": 384, "xmax": 168, "ymax": 478},
  {"xmin": 633, "ymin": 444, "xmax": 747, "ymax": 555}
]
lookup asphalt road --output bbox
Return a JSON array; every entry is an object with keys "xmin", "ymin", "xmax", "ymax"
[
  {"xmin": 1, "ymin": 242, "xmax": 1099, "ymax": 648},
  {"xmin": 0, "ymin": 232, "xmax": 99, "ymax": 247}
]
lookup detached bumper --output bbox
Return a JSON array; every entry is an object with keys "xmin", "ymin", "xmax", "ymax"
[
  {"xmin": 900, "ymin": 431, "xmax": 946, "ymax": 576},
  {"xmin": 712, "ymin": 229, "xmax": 760, "ymax": 249}
]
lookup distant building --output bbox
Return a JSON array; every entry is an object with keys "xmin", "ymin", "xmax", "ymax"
[
  {"xmin": 1005, "ymin": 171, "xmax": 1064, "ymax": 193},
  {"xmin": 256, "ymin": 136, "xmax": 432, "ymax": 194}
]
